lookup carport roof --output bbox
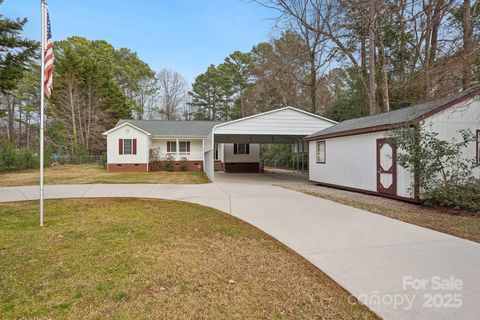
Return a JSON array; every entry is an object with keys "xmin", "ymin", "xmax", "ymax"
[{"xmin": 213, "ymin": 107, "xmax": 337, "ymax": 139}]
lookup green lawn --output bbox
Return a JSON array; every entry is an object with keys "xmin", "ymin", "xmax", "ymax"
[
  {"xmin": 0, "ymin": 199, "xmax": 378, "ymax": 319},
  {"xmin": 0, "ymin": 163, "xmax": 209, "ymax": 186}
]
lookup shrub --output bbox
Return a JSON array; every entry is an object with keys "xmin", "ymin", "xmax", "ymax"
[
  {"xmin": 0, "ymin": 139, "xmax": 17, "ymax": 172},
  {"xmin": 99, "ymin": 154, "xmax": 107, "ymax": 169},
  {"xmin": 424, "ymin": 179, "xmax": 480, "ymax": 213},
  {"xmin": 391, "ymin": 127, "xmax": 478, "ymax": 192},
  {"xmin": 390, "ymin": 127, "xmax": 479, "ymax": 211},
  {"xmin": 163, "ymin": 162, "xmax": 174, "ymax": 172},
  {"xmin": 43, "ymin": 145, "xmax": 53, "ymax": 168},
  {"xmin": 179, "ymin": 157, "xmax": 188, "ymax": 171},
  {"xmin": 0, "ymin": 138, "xmax": 51, "ymax": 172},
  {"xmin": 149, "ymin": 147, "xmax": 161, "ymax": 162},
  {"xmin": 16, "ymin": 149, "xmax": 38, "ymax": 170}
]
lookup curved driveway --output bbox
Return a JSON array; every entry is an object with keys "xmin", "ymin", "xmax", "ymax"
[{"xmin": 1, "ymin": 172, "xmax": 479, "ymax": 320}]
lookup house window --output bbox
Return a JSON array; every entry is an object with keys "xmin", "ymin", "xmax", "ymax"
[
  {"xmin": 167, "ymin": 141, "xmax": 176, "ymax": 153},
  {"xmin": 234, "ymin": 143, "xmax": 249, "ymax": 155},
  {"xmin": 167, "ymin": 141, "xmax": 191, "ymax": 154},
  {"xmin": 179, "ymin": 141, "xmax": 191, "ymax": 154},
  {"xmin": 123, "ymin": 139, "xmax": 132, "ymax": 154},
  {"xmin": 119, "ymin": 138, "xmax": 136, "ymax": 155},
  {"xmin": 316, "ymin": 141, "xmax": 326, "ymax": 163}
]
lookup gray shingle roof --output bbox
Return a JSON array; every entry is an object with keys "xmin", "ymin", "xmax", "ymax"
[
  {"xmin": 116, "ymin": 120, "xmax": 223, "ymax": 137},
  {"xmin": 306, "ymin": 88, "xmax": 479, "ymax": 140}
]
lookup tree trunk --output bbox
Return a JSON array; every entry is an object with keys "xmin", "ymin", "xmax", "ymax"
[
  {"xmin": 423, "ymin": 1, "xmax": 433, "ymax": 97},
  {"xmin": 26, "ymin": 113, "xmax": 30, "ymax": 149},
  {"xmin": 7, "ymin": 96, "xmax": 15, "ymax": 146},
  {"xmin": 368, "ymin": 0, "xmax": 377, "ymax": 115},
  {"xmin": 399, "ymin": 0, "xmax": 406, "ymax": 82},
  {"xmin": 86, "ymin": 83, "xmax": 92, "ymax": 154},
  {"xmin": 378, "ymin": 40, "xmax": 390, "ymax": 112},
  {"xmin": 310, "ymin": 51, "xmax": 317, "ymax": 114},
  {"xmin": 18, "ymin": 102, "xmax": 23, "ymax": 148},
  {"xmin": 68, "ymin": 80, "xmax": 78, "ymax": 155},
  {"xmin": 360, "ymin": 32, "xmax": 368, "ymax": 115},
  {"xmin": 429, "ymin": 0, "xmax": 444, "ymax": 64},
  {"xmin": 463, "ymin": 0, "xmax": 473, "ymax": 89},
  {"xmin": 77, "ymin": 99, "xmax": 85, "ymax": 151}
]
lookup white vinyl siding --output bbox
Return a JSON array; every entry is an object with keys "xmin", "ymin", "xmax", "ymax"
[
  {"xmin": 309, "ymin": 131, "xmax": 413, "ymax": 199},
  {"xmin": 422, "ymin": 96, "xmax": 480, "ymax": 179},
  {"xmin": 223, "ymin": 143, "xmax": 260, "ymax": 163},
  {"xmin": 106, "ymin": 125, "xmax": 149, "ymax": 165}
]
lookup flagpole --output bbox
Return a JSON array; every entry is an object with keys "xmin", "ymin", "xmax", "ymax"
[{"xmin": 40, "ymin": 0, "xmax": 45, "ymax": 226}]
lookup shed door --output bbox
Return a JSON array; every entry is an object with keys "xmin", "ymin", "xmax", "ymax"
[{"xmin": 376, "ymin": 139, "xmax": 397, "ymax": 196}]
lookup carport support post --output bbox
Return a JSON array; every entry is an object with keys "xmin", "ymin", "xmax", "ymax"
[{"xmin": 176, "ymin": 138, "xmax": 179, "ymax": 159}]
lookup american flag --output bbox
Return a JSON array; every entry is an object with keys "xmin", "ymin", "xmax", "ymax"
[{"xmin": 44, "ymin": 6, "xmax": 53, "ymax": 99}]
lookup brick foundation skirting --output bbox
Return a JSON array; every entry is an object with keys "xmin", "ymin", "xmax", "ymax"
[
  {"xmin": 214, "ymin": 160, "xmax": 224, "ymax": 171},
  {"xmin": 107, "ymin": 163, "xmax": 148, "ymax": 172},
  {"xmin": 149, "ymin": 160, "xmax": 204, "ymax": 172}
]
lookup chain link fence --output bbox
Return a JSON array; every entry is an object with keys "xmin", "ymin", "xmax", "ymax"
[{"xmin": 53, "ymin": 154, "xmax": 106, "ymax": 167}]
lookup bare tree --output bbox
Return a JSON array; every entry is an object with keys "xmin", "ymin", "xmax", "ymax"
[
  {"xmin": 462, "ymin": 0, "xmax": 474, "ymax": 88},
  {"xmin": 255, "ymin": 0, "xmax": 380, "ymax": 114},
  {"xmin": 156, "ymin": 69, "xmax": 189, "ymax": 120}
]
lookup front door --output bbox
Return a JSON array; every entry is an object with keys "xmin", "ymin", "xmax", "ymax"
[{"xmin": 376, "ymin": 138, "xmax": 397, "ymax": 196}]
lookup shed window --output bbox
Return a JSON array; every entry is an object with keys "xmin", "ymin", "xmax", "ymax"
[
  {"xmin": 477, "ymin": 130, "xmax": 480, "ymax": 162},
  {"xmin": 234, "ymin": 143, "xmax": 249, "ymax": 155},
  {"xmin": 316, "ymin": 141, "xmax": 326, "ymax": 163}
]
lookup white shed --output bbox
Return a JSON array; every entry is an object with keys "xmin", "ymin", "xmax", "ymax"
[{"xmin": 306, "ymin": 89, "xmax": 480, "ymax": 200}]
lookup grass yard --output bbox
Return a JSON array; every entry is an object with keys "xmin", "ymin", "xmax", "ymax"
[
  {"xmin": 0, "ymin": 163, "xmax": 209, "ymax": 186},
  {"xmin": 0, "ymin": 199, "xmax": 377, "ymax": 319},
  {"xmin": 281, "ymin": 183, "xmax": 480, "ymax": 243}
]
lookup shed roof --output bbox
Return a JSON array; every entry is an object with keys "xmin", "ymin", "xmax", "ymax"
[
  {"xmin": 114, "ymin": 120, "xmax": 223, "ymax": 137},
  {"xmin": 306, "ymin": 88, "xmax": 480, "ymax": 140}
]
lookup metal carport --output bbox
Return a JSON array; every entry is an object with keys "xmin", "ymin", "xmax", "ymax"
[{"xmin": 203, "ymin": 107, "xmax": 337, "ymax": 181}]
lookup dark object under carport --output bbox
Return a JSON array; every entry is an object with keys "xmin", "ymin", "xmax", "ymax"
[{"xmin": 224, "ymin": 162, "xmax": 260, "ymax": 173}]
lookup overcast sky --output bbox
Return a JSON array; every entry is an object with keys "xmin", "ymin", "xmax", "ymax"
[{"xmin": 3, "ymin": 0, "xmax": 278, "ymax": 84}]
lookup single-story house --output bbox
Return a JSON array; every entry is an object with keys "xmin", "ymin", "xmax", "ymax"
[
  {"xmin": 102, "ymin": 120, "xmax": 261, "ymax": 173},
  {"xmin": 102, "ymin": 107, "xmax": 337, "ymax": 176},
  {"xmin": 305, "ymin": 88, "xmax": 480, "ymax": 201}
]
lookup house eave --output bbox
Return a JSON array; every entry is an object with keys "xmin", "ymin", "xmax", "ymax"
[
  {"xmin": 102, "ymin": 122, "xmax": 152, "ymax": 136},
  {"xmin": 151, "ymin": 135, "xmax": 207, "ymax": 139},
  {"xmin": 304, "ymin": 123, "xmax": 409, "ymax": 141}
]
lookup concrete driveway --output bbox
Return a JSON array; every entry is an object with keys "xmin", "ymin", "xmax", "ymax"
[{"xmin": 1, "ymin": 171, "xmax": 479, "ymax": 320}]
